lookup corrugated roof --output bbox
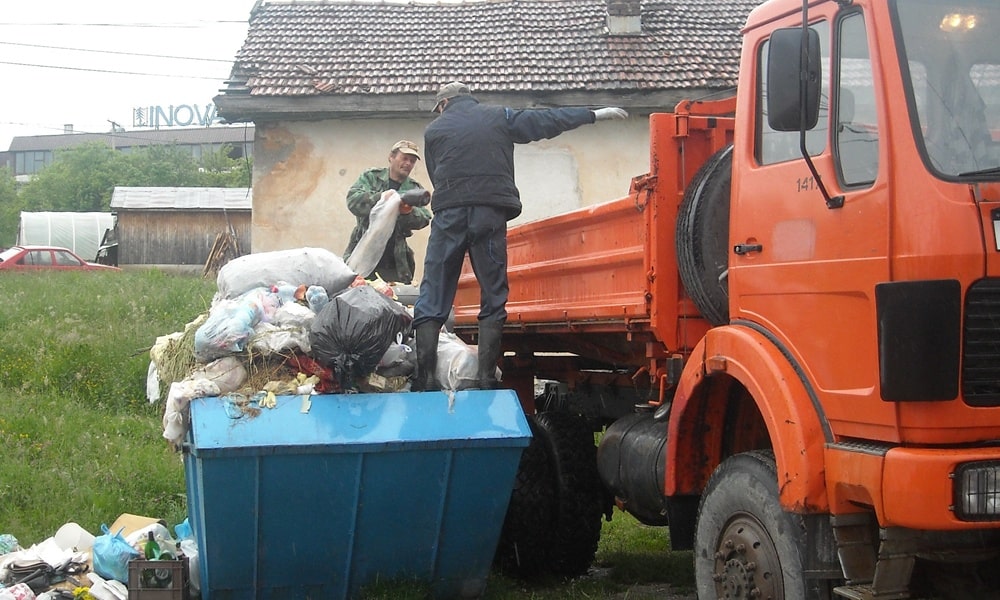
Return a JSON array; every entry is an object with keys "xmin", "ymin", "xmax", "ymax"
[
  {"xmin": 222, "ymin": 0, "xmax": 759, "ymax": 98},
  {"xmin": 110, "ymin": 187, "xmax": 253, "ymax": 211}
]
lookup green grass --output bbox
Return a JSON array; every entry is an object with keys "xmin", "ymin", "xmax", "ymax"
[
  {"xmin": 0, "ymin": 270, "xmax": 215, "ymax": 542},
  {"xmin": 0, "ymin": 269, "xmax": 694, "ymax": 598}
]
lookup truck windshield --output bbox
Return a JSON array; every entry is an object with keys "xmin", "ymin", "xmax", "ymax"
[{"xmin": 893, "ymin": 0, "xmax": 1000, "ymax": 179}]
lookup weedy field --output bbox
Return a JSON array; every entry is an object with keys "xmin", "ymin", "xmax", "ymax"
[{"xmin": 0, "ymin": 269, "xmax": 694, "ymax": 599}]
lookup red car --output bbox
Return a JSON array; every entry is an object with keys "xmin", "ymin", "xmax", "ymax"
[{"xmin": 0, "ymin": 245, "xmax": 121, "ymax": 272}]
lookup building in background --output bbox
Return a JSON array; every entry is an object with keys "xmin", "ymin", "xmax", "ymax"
[
  {"xmin": 213, "ymin": 0, "xmax": 758, "ymax": 279},
  {"xmin": 4, "ymin": 125, "xmax": 254, "ymax": 180}
]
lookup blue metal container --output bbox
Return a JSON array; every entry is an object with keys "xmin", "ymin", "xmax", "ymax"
[{"xmin": 183, "ymin": 389, "xmax": 530, "ymax": 600}]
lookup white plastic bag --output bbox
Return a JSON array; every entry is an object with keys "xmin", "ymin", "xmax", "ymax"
[
  {"xmin": 216, "ymin": 247, "xmax": 357, "ymax": 300},
  {"xmin": 189, "ymin": 356, "xmax": 248, "ymax": 393},
  {"xmin": 376, "ymin": 332, "xmax": 414, "ymax": 377},
  {"xmin": 0, "ymin": 583, "xmax": 35, "ymax": 600},
  {"xmin": 193, "ymin": 288, "xmax": 279, "ymax": 362},
  {"xmin": 145, "ymin": 361, "xmax": 162, "ymax": 404},
  {"xmin": 162, "ymin": 378, "xmax": 222, "ymax": 447},
  {"xmin": 435, "ymin": 331, "xmax": 501, "ymax": 391},
  {"xmin": 346, "ymin": 189, "xmax": 401, "ymax": 278},
  {"xmin": 272, "ymin": 301, "xmax": 316, "ymax": 329},
  {"xmin": 250, "ymin": 322, "xmax": 312, "ymax": 355}
]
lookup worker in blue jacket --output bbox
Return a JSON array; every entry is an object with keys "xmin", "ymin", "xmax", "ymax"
[{"xmin": 411, "ymin": 81, "xmax": 627, "ymax": 391}]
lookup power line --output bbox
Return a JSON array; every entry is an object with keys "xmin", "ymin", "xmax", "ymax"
[
  {"xmin": 0, "ymin": 41, "xmax": 233, "ymax": 63},
  {"xmin": 0, "ymin": 60, "xmax": 226, "ymax": 80}
]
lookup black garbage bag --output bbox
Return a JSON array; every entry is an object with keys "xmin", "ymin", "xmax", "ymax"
[{"xmin": 309, "ymin": 285, "xmax": 412, "ymax": 388}]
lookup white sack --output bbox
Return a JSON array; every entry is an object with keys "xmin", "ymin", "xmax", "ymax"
[
  {"xmin": 216, "ymin": 247, "xmax": 357, "ymax": 300},
  {"xmin": 189, "ymin": 356, "xmax": 248, "ymax": 394},
  {"xmin": 346, "ymin": 190, "xmax": 401, "ymax": 279},
  {"xmin": 162, "ymin": 378, "xmax": 222, "ymax": 448},
  {"xmin": 250, "ymin": 322, "xmax": 312, "ymax": 355},
  {"xmin": 435, "ymin": 331, "xmax": 501, "ymax": 392}
]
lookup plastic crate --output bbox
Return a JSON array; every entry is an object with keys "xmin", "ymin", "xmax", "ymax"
[{"xmin": 127, "ymin": 558, "xmax": 190, "ymax": 600}]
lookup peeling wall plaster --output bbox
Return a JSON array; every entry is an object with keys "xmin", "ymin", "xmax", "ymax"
[{"xmin": 250, "ymin": 116, "xmax": 649, "ymax": 282}]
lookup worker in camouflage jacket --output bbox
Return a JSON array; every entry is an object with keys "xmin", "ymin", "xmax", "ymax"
[{"xmin": 344, "ymin": 140, "xmax": 432, "ymax": 284}]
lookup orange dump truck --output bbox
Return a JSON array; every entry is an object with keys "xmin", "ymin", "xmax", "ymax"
[{"xmin": 452, "ymin": 0, "xmax": 1000, "ymax": 597}]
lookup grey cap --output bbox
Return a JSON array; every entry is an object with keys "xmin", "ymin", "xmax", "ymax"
[{"xmin": 432, "ymin": 81, "xmax": 471, "ymax": 112}]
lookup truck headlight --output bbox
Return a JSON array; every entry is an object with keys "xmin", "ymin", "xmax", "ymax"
[{"xmin": 954, "ymin": 461, "xmax": 1000, "ymax": 520}]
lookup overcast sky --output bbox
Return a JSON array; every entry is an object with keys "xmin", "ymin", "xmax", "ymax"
[{"xmin": 0, "ymin": 1, "xmax": 259, "ymax": 150}]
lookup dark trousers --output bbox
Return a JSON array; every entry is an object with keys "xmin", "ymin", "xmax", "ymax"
[{"xmin": 413, "ymin": 205, "xmax": 508, "ymax": 327}]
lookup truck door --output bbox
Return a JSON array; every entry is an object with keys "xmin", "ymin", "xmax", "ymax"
[{"xmin": 729, "ymin": 8, "xmax": 897, "ymax": 440}]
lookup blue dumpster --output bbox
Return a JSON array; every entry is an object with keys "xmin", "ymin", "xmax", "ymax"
[{"xmin": 183, "ymin": 389, "xmax": 530, "ymax": 599}]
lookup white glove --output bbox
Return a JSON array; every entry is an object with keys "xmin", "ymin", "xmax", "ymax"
[{"xmin": 593, "ymin": 107, "xmax": 628, "ymax": 121}]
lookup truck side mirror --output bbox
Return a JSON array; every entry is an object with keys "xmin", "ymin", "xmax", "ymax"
[{"xmin": 766, "ymin": 27, "xmax": 821, "ymax": 132}]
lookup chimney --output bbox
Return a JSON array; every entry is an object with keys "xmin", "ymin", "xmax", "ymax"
[
  {"xmin": 607, "ymin": 0, "xmax": 641, "ymax": 35},
  {"xmin": 64, "ymin": 124, "xmax": 74, "ymax": 134}
]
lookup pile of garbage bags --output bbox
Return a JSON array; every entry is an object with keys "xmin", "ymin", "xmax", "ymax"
[{"xmin": 150, "ymin": 247, "xmax": 491, "ymax": 448}]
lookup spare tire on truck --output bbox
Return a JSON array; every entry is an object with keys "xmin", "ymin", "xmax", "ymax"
[
  {"xmin": 494, "ymin": 411, "xmax": 608, "ymax": 578},
  {"xmin": 676, "ymin": 145, "xmax": 733, "ymax": 326}
]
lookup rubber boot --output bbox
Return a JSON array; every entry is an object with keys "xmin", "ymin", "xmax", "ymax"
[
  {"xmin": 412, "ymin": 321, "xmax": 441, "ymax": 392},
  {"xmin": 476, "ymin": 320, "xmax": 504, "ymax": 389}
]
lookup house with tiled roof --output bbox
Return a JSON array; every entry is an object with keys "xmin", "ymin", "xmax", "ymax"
[{"xmin": 214, "ymin": 0, "xmax": 758, "ymax": 266}]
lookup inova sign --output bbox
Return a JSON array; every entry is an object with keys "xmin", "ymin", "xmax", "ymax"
[{"xmin": 132, "ymin": 104, "xmax": 222, "ymax": 128}]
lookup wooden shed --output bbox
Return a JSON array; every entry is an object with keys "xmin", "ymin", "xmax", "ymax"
[{"xmin": 110, "ymin": 187, "xmax": 252, "ymax": 269}]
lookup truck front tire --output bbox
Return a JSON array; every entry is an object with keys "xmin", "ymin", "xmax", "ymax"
[{"xmin": 694, "ymin": 450, "xmax": 809, "ymax": 599}]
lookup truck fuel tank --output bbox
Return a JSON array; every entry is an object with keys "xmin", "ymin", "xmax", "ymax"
[{"xmin": 597, "ymin": 411, "xmax": 669, "ymax": 526}]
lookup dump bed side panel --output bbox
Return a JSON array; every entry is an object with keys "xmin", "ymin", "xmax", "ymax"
[{"xmin": 468, "ymin": 193, "xmax": 651, "ymax": 327}]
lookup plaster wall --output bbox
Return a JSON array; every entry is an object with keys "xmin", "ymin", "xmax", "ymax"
[{"xmin": 250, "ymin": 115, "xmax": 650, "ymax": 282}]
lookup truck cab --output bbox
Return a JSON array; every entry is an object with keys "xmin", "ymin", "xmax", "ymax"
[
  {"xmin": 685, "ymin": 0, "xmax": 1000, "ymax": 596},
  {"xmin": 454, "ymin": 0, "xmax": 1000, "ymax": 597}
]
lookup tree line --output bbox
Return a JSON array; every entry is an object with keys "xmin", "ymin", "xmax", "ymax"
[{"xmin": 0, "ymin": 142, "xmax": 252, "ymax": 246}]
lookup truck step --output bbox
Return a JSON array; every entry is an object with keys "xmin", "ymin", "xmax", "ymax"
[{"xmin": 832, "ymin": 584, "xmax": 910, "ymax": 600}]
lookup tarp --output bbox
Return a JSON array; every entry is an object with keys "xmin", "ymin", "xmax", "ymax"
[{"xmin": 16, "ymin": 211, "xmax": 115, "ymax": 261}]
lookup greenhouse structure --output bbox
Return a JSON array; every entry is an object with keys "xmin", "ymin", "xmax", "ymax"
[{"xmin": 16, "ymin": 211, "xmax": 115, "ymax": 262}]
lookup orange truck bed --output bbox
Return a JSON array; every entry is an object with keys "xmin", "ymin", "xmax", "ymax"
[{"xmin": 453, "ymin": 98, "xmax": 735, "ymax": 370}]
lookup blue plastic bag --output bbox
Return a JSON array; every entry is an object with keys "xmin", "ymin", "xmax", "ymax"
[
  {"xmin": 92, "ymin": 524, "xmax": 141, "ymax": 583},
  {"xmin": 174, "ymin": 518, "xmax": 193, "ymax": 541}
]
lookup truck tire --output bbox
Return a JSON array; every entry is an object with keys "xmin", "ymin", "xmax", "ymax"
[
  {"xmin": 495, "ymin": 412, "xmax": 606, "ymax": 578},
  {"xmin": 676, "ymin": 144, "xmax": 733, "ymax": 326},
  {"xmin": 694, "ymin": 450, "xmax": 809, "ymax": 599}
]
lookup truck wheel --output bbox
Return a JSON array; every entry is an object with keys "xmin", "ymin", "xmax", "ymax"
[
  {"xmin": 495, "ymin": 411, "xmax": 606, "ymax": 578},
  {"xmin": 676, "ymin": 144, "xmax": 733, "ymax": 326},
  {"xmin": 694, "ymin": 450, "xmax": 808, "ymax": 599}
]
